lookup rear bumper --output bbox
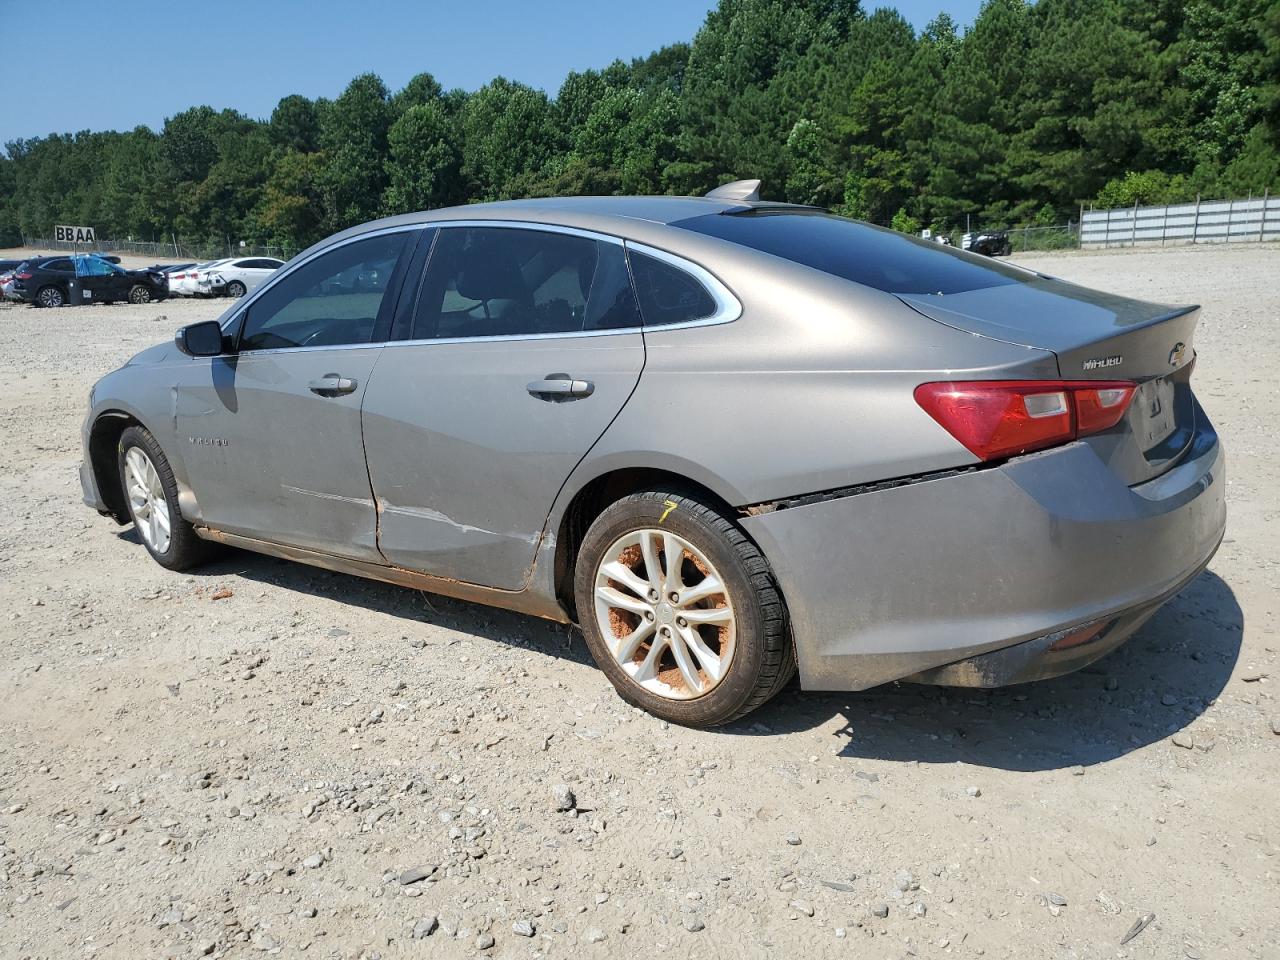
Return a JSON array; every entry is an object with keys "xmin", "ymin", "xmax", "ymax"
[{"xmin": 741, "ymin": 409, "xmax": 1226, "ymax": 691}]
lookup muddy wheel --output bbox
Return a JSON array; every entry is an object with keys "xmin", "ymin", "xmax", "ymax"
[
  {"xmin": 574, "ymin": 490, "xmax": 794, "ymax": 727},
  {"xmin": 117, "ymin": 425, "xmax": 215, "ymax": 571},
  {"xmin": 36, "ymin": 285, "xmax": 65, "ymax": 308},
  {"xmin": 128, "ymin": 284, "xmax": 153, "ymax": 304}
]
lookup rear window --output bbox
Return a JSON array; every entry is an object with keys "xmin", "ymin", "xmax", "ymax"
[{"xmin": 674, "ymin": 210, "xmax": 1029, "ymax": 295}]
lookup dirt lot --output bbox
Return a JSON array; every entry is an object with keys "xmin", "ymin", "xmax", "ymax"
[{"xmin": 1, "ymin": 244, "xmax": 1277, "ymax": 960}]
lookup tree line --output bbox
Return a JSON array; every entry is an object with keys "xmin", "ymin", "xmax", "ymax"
[{"xmin": 2, "ymin": 0, "xmax": 1277, "ymax": 251}]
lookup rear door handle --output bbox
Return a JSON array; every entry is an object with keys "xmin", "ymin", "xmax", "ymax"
[
  {"xmin": 527, "ymin": 375, "xmax": 594, "ymax": 399},
  {"xmin": 309, "ymin": 374, "xmax": 358, "ymax": 396}
]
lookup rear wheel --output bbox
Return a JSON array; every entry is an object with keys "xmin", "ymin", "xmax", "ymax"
[
  {"xmin": 225, "ymin": 280, "xmax": 246, "ymax": 298},
  {"xmin": 35, "ymin": 285, "xmax": 64, "ymax": 308},
  {"xmin": 128, "ymin": 284, "xmax": 153, "ymax": 304},
  {"xmin": 117, "ymin": 425, "xmax": 214, "ymax": 570},
  {"xmin": 574, "ymin": 490, "xmax": 794, "ymax": 727}
]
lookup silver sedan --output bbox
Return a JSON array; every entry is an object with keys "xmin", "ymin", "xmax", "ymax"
[{"xmin": 79, "ymin": 185, "xmax": 1225, "ymax": 726}]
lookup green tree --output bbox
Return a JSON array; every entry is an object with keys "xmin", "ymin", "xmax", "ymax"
[
  {"xmin": 318, "ymin": 73, "xmax": 394, "ymax": 230},
  {"xmin": 270, "ymin": 95, "xmax": 319, "ymax": 153},
  {"xmin": 460, "ymin": 78, "xmax": 555, "ymax": 200},
  {"xmin": 383, "ymin": 102, "xmax": 463, "ymax": 213}
]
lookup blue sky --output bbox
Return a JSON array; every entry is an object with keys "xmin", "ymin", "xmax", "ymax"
[{"xmin": 0, "ymin": 0, "xmax": 982, "ymax": 145}]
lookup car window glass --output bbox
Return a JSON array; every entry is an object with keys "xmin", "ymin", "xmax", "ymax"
[
  {"xmin": 627, "ymin": 251, "xmax": 716, "ymax": 327},
  {"xmin": 45, "ymin": 259, "xmax": 73, "ymax": 272},
  {"xmin": 239, "ymin": 232, "xmax": 411, "ymax": 352},
  {"xmin": 675, "ymin": 210, "xmax": 1028, "ymax": 295},
  {"xmin": 412, "ymin": 227, "xmax": 636, "ymax": 339}
]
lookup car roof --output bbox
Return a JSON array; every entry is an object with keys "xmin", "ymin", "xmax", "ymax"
[
  {"xmin": 407, "ymin": 195, "xmax": 805, "ymax": 227},
  {"xmin": 307, "ymin": 195, "xmax": 818, "ymax": 263}
]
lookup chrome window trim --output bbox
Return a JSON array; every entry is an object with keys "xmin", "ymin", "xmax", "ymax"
[
  {"xmin": 213, "ymin": 220, "xmax": 742, "ymax": 353},
  {"xmin": 427, "ymin": 219, "xmax": 626, "ymax": 246},
  {"xmin": 384, "ymin": 326, "xmax": 646, "ymax": 349},
  {"xmin": 623, "ymin": 240, "xmax": 743, "ymax": 330}
]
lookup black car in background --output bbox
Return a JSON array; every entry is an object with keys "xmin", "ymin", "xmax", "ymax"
[
  {"xmin": 967, "ymin": 231, "xmax": 1012, "ymax": 257},
  {"xmin": 11, "ymin": 254, "xmax": 169, "ymax": 307}
]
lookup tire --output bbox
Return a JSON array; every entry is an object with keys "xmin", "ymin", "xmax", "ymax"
[
  {"xmin": 35, "ymin": 285, "xmax": 65, "ymax": 308},
  {"xmin": 116, "ymin": 425, "xmax": 215, "ymax": 571},
  {"xmin": 128, "ymin": 284, "xmax": 153, "ymax": 304},
  {"xmin": 226, "ymin": 280, "xmax": 246, "ymax": 298},
  {"xmin": 573, "ymin": 489, "xmax": 795, "ymax": 727}
]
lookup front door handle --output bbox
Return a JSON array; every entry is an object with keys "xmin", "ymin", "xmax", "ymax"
[
  {"xmin": 527, "ymin": 375, "xmax": 594, "ymax": 400},
  {"xmin": 309, "ymin": 374, "xmax": 358, "ymax": 396}
]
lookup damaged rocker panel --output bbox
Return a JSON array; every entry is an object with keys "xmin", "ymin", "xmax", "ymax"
[{"xmin": 193, "ymin": 526, "xmax": 571, "ymax": 623}]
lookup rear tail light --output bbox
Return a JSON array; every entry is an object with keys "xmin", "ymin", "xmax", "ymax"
[
  {"xmin": 15, "ymin": 271, "xmax": 31, "ymax": 279},
  {"xmin": 914, "ymin": 380, "xmax": 1137, "ymax": 462}
]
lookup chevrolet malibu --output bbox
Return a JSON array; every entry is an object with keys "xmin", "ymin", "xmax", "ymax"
[{"xmin": 80, "ymin": 185, "xmax": 1226, "ymax": 727}]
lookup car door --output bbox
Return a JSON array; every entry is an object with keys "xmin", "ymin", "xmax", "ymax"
[
  {"xmin": 72, "ymin": 255, "xmax": 117, "ymax": 303},
  {"xmin": 174, "ymin": 228, "xmax": 422, "ymax": 559},
  {"xmin": 361, "ymin": 224, "xmax": 646, "ymax": 590}
]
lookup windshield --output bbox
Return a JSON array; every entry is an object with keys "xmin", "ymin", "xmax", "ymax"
[{"xmin": 674, "ymin": 210, "xmax": 1033, "ymax": 296}]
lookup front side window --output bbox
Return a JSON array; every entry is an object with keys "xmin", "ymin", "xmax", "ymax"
[
  {"xmin": 238, "ymin": 232, "xmax": 412, "ymax": 352},
  {"xmin": 74, "ymin": 256, "xmax": 118, "ymax": 277},
  {"xmin": 411, "ymin": 227, "xmax": 640, "ymax": 340}
]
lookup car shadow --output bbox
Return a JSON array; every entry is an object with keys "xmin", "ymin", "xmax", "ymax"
[
  {"xmin": 120, "ymin": 530, "xmax": 1241, "ymax": 770},
  {"xmin": 130, "ymin": 537, "xmax": 595, "ymax": 667},
  {"xmin": 735, "ymin": 570, "xmax": 1243, "ymax": 772}
]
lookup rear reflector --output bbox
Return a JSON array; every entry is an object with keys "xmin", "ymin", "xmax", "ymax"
[
  {"xmin": 914, "ymin": 380, "xmax": 1136, "ymax": 462},
  {"xmin": 1047, "ymin": 619, "xmax": 1112, "ymax": 651}
]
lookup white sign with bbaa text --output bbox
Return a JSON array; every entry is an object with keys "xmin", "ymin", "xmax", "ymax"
[{"xmin": 55, "ymin": 225, "xmax": 97, "ymax": 244}]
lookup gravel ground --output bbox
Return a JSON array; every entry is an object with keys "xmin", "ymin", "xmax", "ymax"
[{"xmin": 0, "ymin": 243, "xmax": 1277, "ymax": 960}]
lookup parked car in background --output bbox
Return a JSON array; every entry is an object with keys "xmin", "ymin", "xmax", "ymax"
[
  {"xmin": 197, "ymin": 257, "xmax": 285, "ymax": 298},
  {"xmin": 0, "ymin": 258, "xmax": 33, "ymax": 299},
  {"xmin": 168, "ymin": 259, "xmax": 232, "ymax": 297},
  {"xmin": 147, "ymin": 262, "xmax": 197, "ymax": 276},
  {"xmin": 967, "ymin": 231, "xmax": 1012, "ymax": 257},
  {"xmin": 79, "ymin": 186, "xmax": 1224, "ymax": 726},
  {"xmin": 12, "ymin": 254, "xmax": 169, "ymax": 306}
]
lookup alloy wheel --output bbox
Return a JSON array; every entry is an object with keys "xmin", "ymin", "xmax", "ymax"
[
  {"xmin": 227, "ymin": 281, "xmax": 246, "ymax": 298},
  {"xmin": 129, "ymin": 285, "xmax": 152, "ymax": 304},
  {"xmin": 38, "ymin": 287, "xmax": 64, "ymax": 307},
  {"xmin": 124, "ymin": 447, "xmax": 172, "ymax": 554},
  {"xmin": 593, "ymin": 528, "xmax": 736, "ymax": 700}
]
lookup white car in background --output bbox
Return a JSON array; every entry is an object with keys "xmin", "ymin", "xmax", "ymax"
[
  {"xmin": 168, "ymin": 260, "xmax": 232, "ymax": 297},
  {"xmin": 198, "ymin": 257, "xmax": 285, "ymax": 298}
]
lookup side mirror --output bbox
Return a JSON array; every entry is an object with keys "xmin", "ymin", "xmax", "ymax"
[{"xmin": 175, "ymin": 320, "xmax": 227, "ymax": 357}]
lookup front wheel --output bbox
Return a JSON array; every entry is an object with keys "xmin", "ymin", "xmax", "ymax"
[
  {"xmin": 128, "ymin": 284, "xmax": 153, "ymax": 304},
  {"xmin": 574, "ymin": 490, "xmax": 794, "ymax": 727},
  {"xmin": 117, "ymin": 425, "xmax": 215, "ymax": 570},
  {"xmin": 225, "ymin": 280, "xmax": 246, "ymax": 298}
]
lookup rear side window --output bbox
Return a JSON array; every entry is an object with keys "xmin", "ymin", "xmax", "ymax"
[
  {"xmin": 627, "ymin": 251, "xmax": 716, "ymax": 327},
  {"xmin": 412, "ymin": 227, "xmax": 640, "ymax": 340},
  {"xmin": 675, "ymin": 211, "xmax": 1028, "ymax": 295},
  {"xmin": 44, "ymin": 259, "xmax": 73, "ymax": 272}
]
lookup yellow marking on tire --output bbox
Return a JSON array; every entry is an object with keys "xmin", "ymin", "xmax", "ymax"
[{"xmin": 660, "ymin": 500, "xmax": 678, "ymax": 523}]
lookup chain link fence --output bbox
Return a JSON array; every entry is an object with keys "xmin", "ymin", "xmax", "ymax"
[{"xmin": 21, "ymin": 235, "xmax": 299, "ymax": 263}]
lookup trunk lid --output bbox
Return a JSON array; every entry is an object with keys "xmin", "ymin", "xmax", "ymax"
[{"xmin": 898, "ymin": 275, "xmax": 1199, "ymax": 485}]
